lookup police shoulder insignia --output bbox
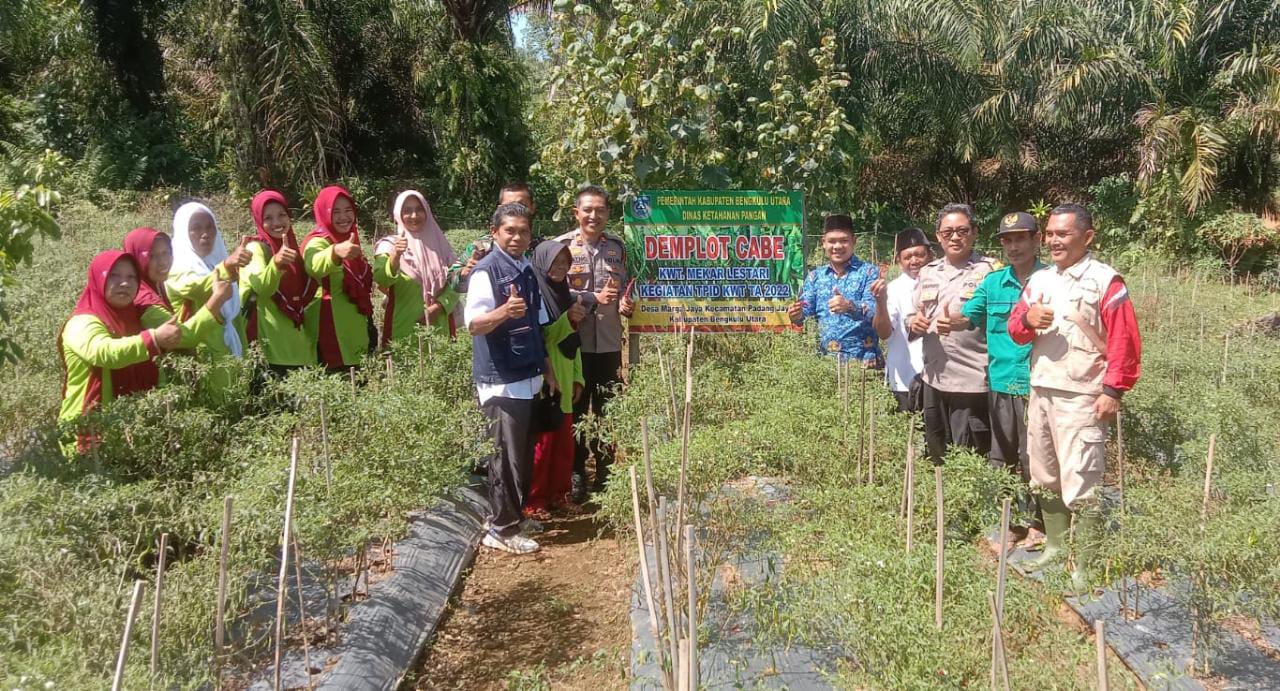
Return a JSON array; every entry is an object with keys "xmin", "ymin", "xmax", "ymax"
[{"xmin": 992, "ymin": 259, "xmax": 1005, "ymax": 270}]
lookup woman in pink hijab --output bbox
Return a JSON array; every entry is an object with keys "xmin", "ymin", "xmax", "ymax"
[{"xmin": 374, "ymin": 189, "xmax": 460, "ymax": 344}]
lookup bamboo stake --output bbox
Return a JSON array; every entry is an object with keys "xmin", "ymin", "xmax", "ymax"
[
  {"xmin": 840, "ymin": 359, "xmax": 849, "ymax": 478},
  {"xmin": 905, "ymin": 425, "xmax": 916, "ymax": 553},
  {"xmin": 349, "ymin": 368, "xmax": 357, "ymax": 396},
  {"xmin": 935, "ymin": 465, "xmax": 944, "ymax": 631},
  {"xmin": 113, "ymin": 580, "xmax": 146, "ymax": 691},
  {"xmin": 1200, "ymin": 434, "xmax": 1217, "ymax": 536},
  {"xmin": 656, "ymin": 499, "xmax": 681, "ymax": 686},
  {"xmin": 640, "ymin": 429, "xmax": 672, "ymax": 690},
  {"xmin": 685, "ymin": 525, "xmax": 698, "ymax": 690},
  {"xmin": 417, "ymin": 334, "xmax": 424, "ymax": 377},
  {"xmin": 215, "ymin": 496, "xmax": 233, "ymax": 673},
  {"xmin": 630, "ymin": 467, "xmax": 663, "ymax": 648},
  {"xmin": 1095, "ymin": 619, "xmax": 1109, "ymax": 691},
  {"xmin": 988, "ymin": 591, "xmax": 1011, "ymax": 691},
  {"xmin": 868, "ymin": 387, "xmax": 876, "ymax": 485},
  {"xmin": 657, "ymin": 339, "xmax": 677, "ymax": 431},
  {"xmin": 1220, "ymin": 333, "xmax": 1230, "ymax": 386},
  {"xmin": 291, "ymin": 534, "xmax": 315, "ymax": 691},
  {"xmin": 273, "ymin": 436, "xmax": 301, "ymax": 691},
  {"xmin": 991, "ymin": 499, "xmax": 1010, "ymax": 688},
  {"xmin": 858, "ymin": 366, "xmax": 867, "ymax": 480},
  {"xmin": 149, "ymin": 532, "xmax": 169, "ymax": 680},
  {"xmin": 1116, "ymin": 410, "xmax": 1126, "ymax": 518},
  {"xmin": 319, "ymin": 400, "xmax": 332, "ymax": 494},
  {"xmin": 674, "ymin": 326, "xmax": 694, "ymax": 556},
  {"xmin": 677, "ymin": 638, "xmax": 690, "ymax": 691}
]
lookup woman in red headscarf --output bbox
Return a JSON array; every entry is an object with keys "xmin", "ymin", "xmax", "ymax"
[
  {"xmin": 242, "ymin": 190, "xmax": 318, "ymax": 372},
  {"xmin": 58, "ymin": 251, "xmax": 232, "ymax": 453},
  {"xmin": 119, "ymin": 226, "xmax": 225, "ymax": 383},
  {"xmin": 303, "ymin": 185, "xmax": 374, "ymax": 370}
]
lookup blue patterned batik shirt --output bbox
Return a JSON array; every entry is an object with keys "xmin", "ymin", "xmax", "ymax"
[{"xmin": 797, "ymin": 257, "xmax": 881, "ymax": 363}]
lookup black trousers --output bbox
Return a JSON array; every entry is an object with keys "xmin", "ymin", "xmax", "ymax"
[
  {"xmin": 922, "ymin": 383, "xmax": 991, "ymax": 465},
  {"xmin": 573, "ymin": 350, "xmax": 623, "ymax": 487},
  {"xmin": 892, "ymin": 390, "xmax": 911, "ymax": 414},
  {"xmin": 989, "ymin": 391, "xmax": 1043, "ymax": 529},
  {"xmin": 482, "ymin": 396, "xmax": 536, "ymax": 536}
]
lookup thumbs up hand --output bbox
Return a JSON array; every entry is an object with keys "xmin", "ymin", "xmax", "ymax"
[
  {"xmin": 503, "ymin": 282, "xmax": 527, "ymax": 321},
  {"xmin": 273, "ymin": 243, "xmax": 298, "ymax": 268},
  {"xmin": 787, "ymin": 299, "xmax": 806, "ymax": 324},
  {"xmin": 334, "ymin": 235, "xmax": 362, "ymax": 260},
  {"xmin": 619, "ymin": 278, "xmax": 635, "ymax": 317},
  {"xmin": 222, "ymin": 237, "xmax": 253, "ymax": 276},
  {"xmin": 935, "ymin": 301, "xmax": 970, "ymax": 335},
  {"xmin": 595, "ymin": 274, "xmax": 618, "ymax": 306},
  {"xmin": 1026, "ymin": 294, "xmax": 1055, "ymax": 330},
  {"xmin": 828, "ymin": 286, "xmax": 853, "ymax": 314},
  {"xmin": 568, "ymin": 293, "xmax": 587, "ymax": 325},
  {"xmin": 153, "ymin": 312, "xmax": 183, "ymax": 351}
]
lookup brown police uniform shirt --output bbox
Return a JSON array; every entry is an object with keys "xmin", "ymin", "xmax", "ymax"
[
  {"xmin": 554, "ymin": 228, "xmax": 628, "ymax": 354},
  {"xmin": 912, "ymin": 252, "xmax": 998, "ymax": 394}
]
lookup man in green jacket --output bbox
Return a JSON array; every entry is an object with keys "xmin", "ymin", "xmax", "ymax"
[{"xmin": 941, "ymin": 211, "xmax": 1045, "ymax": 542}]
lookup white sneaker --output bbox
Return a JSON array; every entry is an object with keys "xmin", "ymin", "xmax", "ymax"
[
  {"xmin": 519, "ymin": 518, "xmax": 545, "ymax": 534},
  {"xmin": 482, "ymin": 530, "xmax": 540, "ymax": 554}
]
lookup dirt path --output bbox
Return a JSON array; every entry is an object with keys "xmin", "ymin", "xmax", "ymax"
[{"xmin": 409, "ymin": 509, "xmax": 633, "ymax": 690}]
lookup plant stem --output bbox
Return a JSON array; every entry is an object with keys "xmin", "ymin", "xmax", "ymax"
[
  {"xmin": 113, "ymin": 580, "xmax": 146, "ymax": 691},
  {"xmin": 273, "ymin": 436, "xmax": 300, "ymax": 691},
  {"xmin": 149, "ymin": 532, "xmax": 169, "ymax": 681}
]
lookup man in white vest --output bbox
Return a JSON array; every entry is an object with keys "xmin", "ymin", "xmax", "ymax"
[{"xmin": 1008, "ymin": 203, "xmax": 1142, "ymax": 590}]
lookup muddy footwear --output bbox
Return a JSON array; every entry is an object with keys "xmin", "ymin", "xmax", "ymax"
[
  {"xmin": 1070, "ymin": 505, "xmax": 1104, "ymax": 593},
  {"xmin": 1028, "ymin": 493, "xmax": 1070, "ymax": 570},
  {"xmin": 482, "ymin": 528, "xmax": 540, "ymax": 555},
  {"xmin": 570, "ymin": 472, "xmax": 587, "ymax": 504},
  {"xmin": 519, "ymin": 518, "xmax": 545, "ymax": 535}
]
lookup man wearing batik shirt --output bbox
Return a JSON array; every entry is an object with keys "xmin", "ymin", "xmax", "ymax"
[
  {"xmin": 787, "ymin": 214, "xmax": 881, "ymax": 364},
  {"xmin": 1009, "ymin": 203, "xmax": 1141, "ymax": 591}
]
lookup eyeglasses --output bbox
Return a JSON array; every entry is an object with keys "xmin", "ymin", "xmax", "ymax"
[{"xmin": 938, "ymin": 227, "xmax": 973, "ymax": 239}]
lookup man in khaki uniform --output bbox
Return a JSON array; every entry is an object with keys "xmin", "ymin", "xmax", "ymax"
[
  {"xmin": 910, "ymin": 203, "xmax": 998, "ymax": 465},
  {"xmin": 555, "ymin": 184, "xmax": 633, "ymax": 500},
  {"xmin": 1008, "ymin": 203, "xmax": 1142, "ymax": 589}
]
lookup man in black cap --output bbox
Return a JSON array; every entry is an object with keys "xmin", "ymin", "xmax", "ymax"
[
  {"xmin": 872, "ymin": 227, "xmax": 932, "ymax": 412},
  {"xmin": 788, "ymin": 214, "xmax": 881, "ymax": 363},
  {"xmin": 952, "ymin": 211, "xmax": 1046, "ymax": 542}
]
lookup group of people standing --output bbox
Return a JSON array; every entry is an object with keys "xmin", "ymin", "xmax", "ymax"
[
  {"xmin": 57, "ymin": 184, "xmax": 1144, "ymax": 575},
  {"xmin": 57, "ymin": 181, "xmax": 630, "ymax": 557},
  {"xmin": 59, "ymin": 184, "xmax": 463, "ymax": 446},
  {"xmin": 791, "ymin": 203, "xmax": 1142, "ymax": 588}
]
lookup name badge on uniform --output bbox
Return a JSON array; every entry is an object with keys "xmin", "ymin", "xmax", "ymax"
[
  {"xmin": 920, "ymin": 289, "xmax": 938, "ymax": 302},
  {"xmin": 568, "ymin": 271, "xmax": 589, "ymax": 291}
]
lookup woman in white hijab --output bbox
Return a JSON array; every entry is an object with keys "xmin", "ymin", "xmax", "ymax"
[{"xmin": 166, "ymin": 201, "xmax": 251, "ymax": 394}]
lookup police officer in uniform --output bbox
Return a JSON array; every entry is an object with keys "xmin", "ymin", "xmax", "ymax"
[
  {"xmin": 910, "ymin": 203, "xmax": 998, "ymax": 465},
  {"xmin": 555, "ymin": 184, "xmax": 632, "ymax": 500}
]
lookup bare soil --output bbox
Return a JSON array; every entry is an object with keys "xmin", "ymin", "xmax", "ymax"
[{"xmin": 409, "ymin": 509, "xmax": 633, "ymax": 690}]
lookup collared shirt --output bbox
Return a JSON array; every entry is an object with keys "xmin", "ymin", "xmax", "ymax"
[
  {"xmin": 962, "ymin": 261, "xmax": 1043, "ymax": 395},
  {"xmin": 797, "ymin": 257, "xmax": 880, "ymax": 362},
  {"xmin": 463, "ymin": 260, "xmax": 550, "ymax": 405},
  {"xmin": 554, "ymin": 228, "xmax": 628, "ymax": 354},
  {"xmin": 913, "ymin": 252, "xmax": 998, "ymax": 393},
  {"xmin": 884, "ymin": 273, "xmax": 924, "ymax": 392}
]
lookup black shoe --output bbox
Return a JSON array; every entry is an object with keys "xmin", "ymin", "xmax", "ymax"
[{"xmin": 570, "ymin": 473, "xmax": 587, "ymax": 503}]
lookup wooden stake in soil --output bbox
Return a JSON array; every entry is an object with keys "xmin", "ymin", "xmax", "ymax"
[
  {"xmin": 685, "ymin": 524, "xmax": 698, "ymax": 690},
  {"xmin": 1095, "ymin": 619, "xmax": 1109, "ymax": 691},
  {"xmin": 858, "ymin": 366, "xmax": 867, "ymax": 480},
  {"xmin": 991, "ymin": 499, "xmax": 1010, "ymax": 689},
  {"xmin": 215, "ymin": 496, "xmax": 233, "ymax": 672},
  {"xmin": 677, "ymin": 638, "xmax": 690, "ymax": 691},
  {"xmin": 1200, "ymin": 433, "xmax": 1217, "ymax": 536},
  {"xmin": 149, "ymin": 532, "xmax": 169, "ymax": 679},
  {"xmin": 113, "ymin": 580, "xmax": 146, "ymax": 691},
  {"xmin": 630, "ymin": 467, "xmax": 662, "ymax": 644},
  {"xmin": 674, "ymin": 326, "xmax": 694, "ymax": 555},
  {"xmin": 934, "ymin": 465, "xmax": 944, "ymax": 631},
  {"xmin": 1220, "ymin": 333, "xmax": 1230, "ymax": 387},
  {"xmin": 291, "ymin": 534, "xmax": 316, "ymax": 691},
  {"xmin": 904, "ymin": 424, "xmax": 916, "ymax": 553},
  {"xmin": 273, "ymin": 436, "xmax": 301, "ymax": 691},
  {"xmin": 868, "ymin": 388, "xmax": 876, "ymax": 485},
  {"xmin": 319, "ymin": 400, "xmax": 332, "ymax": 493},
  {"xmin": 656, "ymin": 498, "xmax": 681, "ymax": 686},
  {"xmin": 988, "ymin": 591, "xmax": 1011, "ymax": 691},
  {"xmin": 1116, "ymin": 409, "xmax": 1126, "ymax": 518}
]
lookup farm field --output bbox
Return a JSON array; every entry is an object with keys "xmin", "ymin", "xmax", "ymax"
[{"xmin": 2, "ymin": 200, "xmax": 1278, "ymax": 689}]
